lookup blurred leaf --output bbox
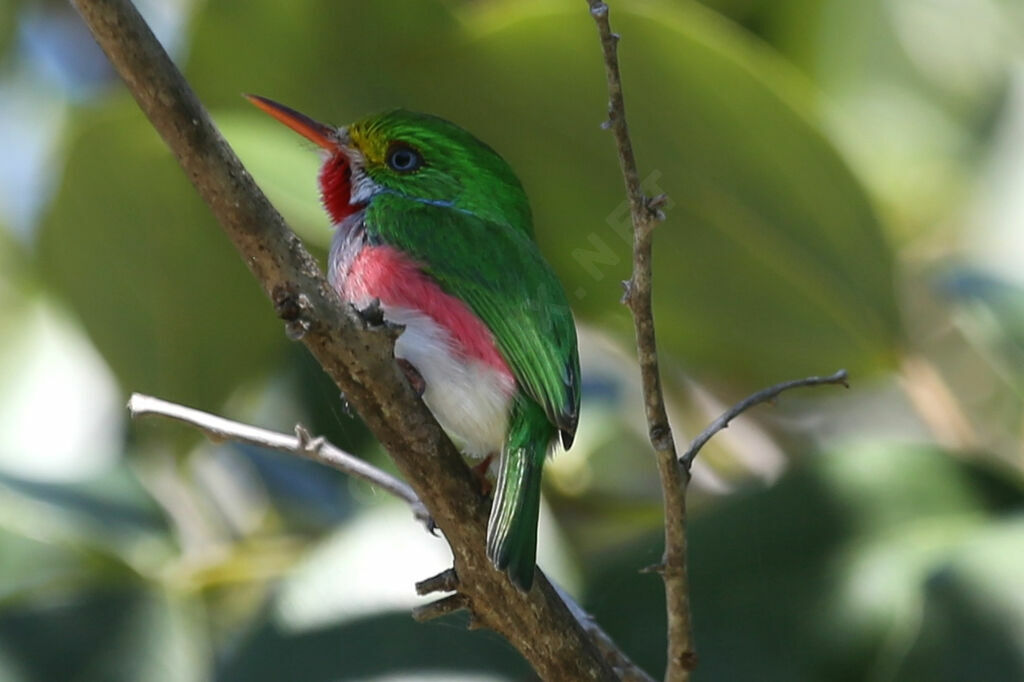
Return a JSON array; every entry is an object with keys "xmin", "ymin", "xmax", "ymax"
[
  {"xmin": 270, "ymin": 505, "xmax": 453, "ymax": 632},
  {"xmin": 286, "ymin": 346, "xmax": 374, "ymax": 455},
  {"xmin": 0, "ymin": 464, "xmax": 173, "ymax": 604},
  {"xmin": 895, "ymin": 517, "xmax": 1024, "ymax": 681},
  {"xmin": 0, "ymin": 644, "xmax": 24, "ymax": 682},
  {"xmin": 0, "ymin": 299, "xmax": 124, "ymax": 481},
  {"xmin": 939, "ymin": 267, "xmax": 1024, "ymax": 387},
  {"xmin": 217, "ymin": 611, "xmax": 528, "ymax": 682},
  {"xmin": 0, "ymin": 0, "xmax": 20, "ymax": 60},
  {"xmin": 0, "ymin": 585, "xmax": 208, "ymax": 682},
  {"xmin": 219, "ymin": 114, "xmax": 328, "ymax": 248},
  {"xmin": 438, "ymin": 1, "xmax": 901, "ymax": 386},
  {"xmin": 0, "ymin": 464, "xmax": 167, "ymax": 537},
  {"xmin": 0, "ymin": 528, "xmax": 87, "ymax": 604},
  {"xmin": 0, "ymin": 224, "xmax": 33, "ymax": 333},
  {"xmin": 585, "ymin": 444, "xmax": 1024, "ymax": 680},
  {"xmin": 186, "ymin": 0, "xmax": 461, "ymax": 115},
  {"xmin": 195, "ymin": 0, "xmax": 901, "ymax": 386},
  {"xmin": 694, "ymin": 0, "xmax": 828, "ymax": 58},
  {"xmin": 769, "ymin": 0, "xmax": 1019, "ymax": 232},
  {"xmin": 36, "ymin": 101, "xmax": 288, "ymax": 413}
]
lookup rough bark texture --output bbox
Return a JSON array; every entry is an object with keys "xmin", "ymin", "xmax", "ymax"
[{"xmin": 71, "ymin": 0, "xmax": 619, "ymax": 679}]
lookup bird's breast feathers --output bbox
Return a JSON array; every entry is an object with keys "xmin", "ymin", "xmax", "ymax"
[{"xmin": 329, "ymin": 213, "xmax": 515, "ymax": 457}]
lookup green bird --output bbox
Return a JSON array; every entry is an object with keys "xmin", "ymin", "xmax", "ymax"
[{"xmin": 248, "ymin": 95, "xmax": 580, "ymax": 590}]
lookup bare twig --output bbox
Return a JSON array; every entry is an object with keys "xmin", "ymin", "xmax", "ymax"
[
  {"xmin": 72, "ymin": 0, "xmax": 619, "ymax": 678},
  {"xmin": 416, "ymin": 568, "xmax": 459, "ymax": 595},
  {"xmin": 127, "ymin": 393, "xmax": 431, "ymax": 526},
  {"xmin": 681, "ymin": 370, "xmax": 850, "ymax": 470},
  {"xmin": 585, "ymin": 2, "xmax": 695, "ymax": 679},
  {"xmin": 412, "ymin": 593, "xmax": 470, "ymax": 622}
]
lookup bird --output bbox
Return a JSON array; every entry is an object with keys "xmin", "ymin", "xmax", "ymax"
[{"xmin": 247, "ymin": 95, "xmax": 580, "ymax": 590}]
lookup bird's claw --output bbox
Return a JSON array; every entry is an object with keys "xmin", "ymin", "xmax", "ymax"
[
  {"xmin": 397, "ymin": 358, "xmax": 426, "ymax": 397},
  {"xmin": 412, "ymin": 503, "xmax": 437, "ymax": 535},
  {"xmin": 355, "ymin": 298, "xmax": 386, "ymax": 326},
  {"xmin": 471, "ymin": 454, "xmax": 495, "ymax": 498}
]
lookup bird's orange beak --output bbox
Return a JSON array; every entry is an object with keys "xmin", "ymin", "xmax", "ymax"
[{"xmin": 245, "ymin": 94, "xmax": 339, "ymax": 151}]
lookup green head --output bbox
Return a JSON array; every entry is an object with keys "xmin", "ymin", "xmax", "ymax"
[
  {"xmin": 347, "ymin": 110, "xmax": 531, "ymax": 229},
  {"xmin": 246, "ymin": 95, "xmax": 532, "ymax": 230}
]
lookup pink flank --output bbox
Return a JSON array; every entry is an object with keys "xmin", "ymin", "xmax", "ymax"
[{"xmin": 345, "ymin": 244, "xmax": 515, "ymax": 379}]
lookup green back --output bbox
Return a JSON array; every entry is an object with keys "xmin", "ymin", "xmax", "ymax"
[{"xmin": 364, "ymin": 195, "xmax": 580, "ymax": 442}]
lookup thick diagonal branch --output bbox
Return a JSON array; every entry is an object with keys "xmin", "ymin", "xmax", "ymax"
[{"xmin": 71, "ymin": 0, "xmax": 618, "ymax": 678}]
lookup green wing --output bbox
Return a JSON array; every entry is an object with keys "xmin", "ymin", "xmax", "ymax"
[{"xmin": 365, "ymin": 195, "xmax": 580, "ymax": 445}]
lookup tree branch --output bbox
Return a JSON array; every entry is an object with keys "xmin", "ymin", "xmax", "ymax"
[
  {"xmin": 681, "ymin": 370, "xmax": 850, "ymax": 470},
  {"xmin": 72, "ymin": 0, "xmax": 619, "ymax": 678},
  {"xmin": 128, "ymin": 392, "xmax": 654, "ymax": 680},
  {"xmin": 585, "ymin": 3, "xmax": 695, "ymax": 680},
  {"xmin": 127, "ymin": 393, "xmax": 432, "ymax": 526},
  {"xmin": 412, "ymin": 594, "xmax": 471, "ymax": 623},
  {"xmin": 416, "ymin": 568, "xmax": 460, "ymax": 595},
  {"xmin": 586, "ymin": 6, "xmax": 854, "ymax": 681}
]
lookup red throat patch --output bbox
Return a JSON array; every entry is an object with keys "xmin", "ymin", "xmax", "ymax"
[{"xmin": 319, "ymin": 153, "xmax": 359, "ymax": 223}]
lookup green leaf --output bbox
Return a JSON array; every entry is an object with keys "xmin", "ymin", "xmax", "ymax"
[
  {"xmin": 219, "ymin": 611, "xmax": 528, "ymax": 681},
  {"xmin": 894, "ymin": 518, "xmax": 1024, "ymax": 682},
  {"xmin": 0, "ymin": 225, "xmax": 33, "ymax": 337},
  {"xmin": 763, "ymin": 0, "xmax": 1018, "ymax": 233},
  {"xmin": 0, "ymin": 463, "xmax": 173, "ymax": 608},
  {"xmin": 36, "ymin": 101, "xmax": 288, "ymax": 412},
  {"xmin": 0, "ymin": 585, "xmax": 208, "ymax": 682},
  {"xmin": 585, "ymin": 444, "xmax": 1024, "ymax": 679},
  {"xmin": 0, "ymin": 528, "xmax": 87, "ymax": 605},
  {"xmin": 219, "ymin": 114, "xmax": 329, "ymax": 249},
  {"xmin": 0, "ymin": 0, "xmax": 19, "ymax": 60},
  {"xmin": 185, "ymin": 0, "xmax": 461, "ymax": 115},
  {"xmin": 424, "ymin": 0, "xmax": 902, "ymax": 386},
  {"xmin": 188, "ymin": 0, "xmax": 901, "ymax": 386}
]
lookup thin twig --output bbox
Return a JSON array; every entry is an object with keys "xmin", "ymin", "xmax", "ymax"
[
  {"xmin": 412, "ymin": 594, "xmax": 470, "ymax": 622},
  {"xmin": 416, "ymin": 568, "xmax": 459, "ymax": 595},
  {"xmin": 585, "ymin": 2, "xmax": 695, "ymax": 680},
  {"xmin": 72, "ymin": 0, "xmax": 619, "ymax": 678},
  {"xmin": 681, "ymin": 370, "xmax": 850, "ymax": 470},
  {"xmin": 127, "ymin": 393, "xmax": 431, "ymax": 526}
]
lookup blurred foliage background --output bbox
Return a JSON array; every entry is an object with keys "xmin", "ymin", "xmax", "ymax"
[{"xmin": 1, "ymin": 0, "xmax": 1023, "ymax": 680}]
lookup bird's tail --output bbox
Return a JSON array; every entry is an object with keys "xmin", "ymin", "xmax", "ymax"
[{"xmin": 486, "ymin": 398, "xmax": 552, "ymax": 591}]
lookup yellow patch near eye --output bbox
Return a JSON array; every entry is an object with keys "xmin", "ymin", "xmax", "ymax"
[{"xmin": 347, "ymin": 125, "xmax": 388, "ymax": 166}]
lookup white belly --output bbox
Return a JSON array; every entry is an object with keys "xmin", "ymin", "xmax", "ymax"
[{"xmin": 385, "ymin": 305, "xmax": 514, "ymax": 459}]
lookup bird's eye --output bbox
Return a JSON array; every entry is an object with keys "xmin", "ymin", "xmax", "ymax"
[{"xmin": 387, "ymin": 145, "xmax": 422, "ymax": 173}]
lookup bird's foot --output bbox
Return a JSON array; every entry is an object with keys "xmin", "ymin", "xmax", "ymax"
[
  {"xmin": 397, "ymin": 359, "xmax": 426, "ymax": 397},
  {"xmin": 354, "ymin": 299, "xmax": 404, "ymax": 339},
  {"xmin": 471, "ymin": 454, "xmax": 495, "ymax": 497},
  {"xmin": 355, "ymin": 298, "xmax": 386, "ymax": 326}
]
